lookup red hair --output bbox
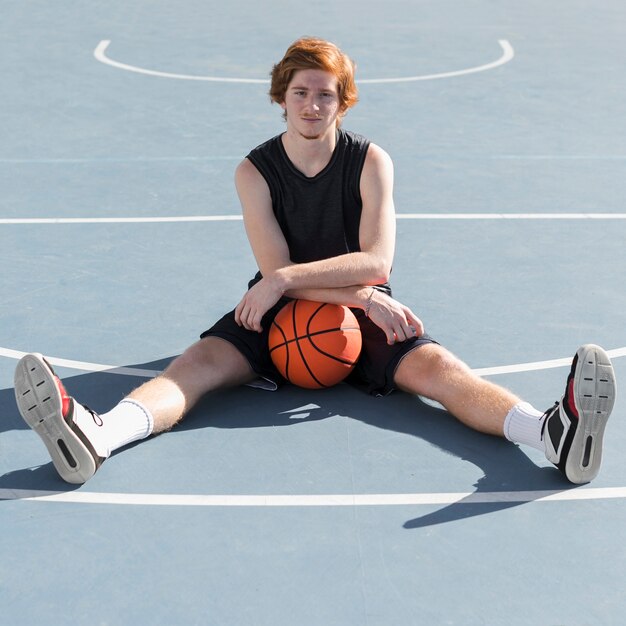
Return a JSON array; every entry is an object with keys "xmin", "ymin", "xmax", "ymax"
[{"xmin": 269, "ymin": 37, "xmax": 359, "ymax": 122}]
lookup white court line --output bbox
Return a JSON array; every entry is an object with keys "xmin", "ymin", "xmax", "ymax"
[
  {"xmin": 0, "ymin": 347, "xmax": 158, "ymax": 378},
  {"xmin": 474, "ymin": 347, "xmax": 626, "ymax": 376},
  {"xmin": 1, "ymin": 346, "xmax": 624, "ymax": 378},
  {"xmin": 4, "ymin": 155, "xmax": 626, "ymax": 165},
  {"xmin": 0, "ymin": 156, "xmax": 242, "ymax": 164},
  {"xmin": 2, "ymin": 347, "xmax": 624, "ymax": 508},
  {"xmin": 359, "ymin": 40, "xmax": 514, "ymax": 84},
  {"xmin": 395, "ymin": 213, "xmax": 626, "ymax": 220},
  {"xmin": 2, "ymin": 486, "xmax": 626, "ymax": 506},
  {"xmin": 3, "ymin": 213, "xmax": 626, "ymax": 225},
  {"xmin": 0, "ymin": 216, "xmax": 244, "ymax": 224},
  {"xmin": 94, "ymin": 40, "xmax": 514, "ymax": 85}
]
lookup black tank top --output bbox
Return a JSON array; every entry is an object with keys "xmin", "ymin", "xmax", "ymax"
[{"xmin": 246, "ymin": 129, "xmax": 390, "ymax": 293}]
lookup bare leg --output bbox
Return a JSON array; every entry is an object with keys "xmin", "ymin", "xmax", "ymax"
[
  {"xmin": 394, "ymin": 343, "xmax": 519, "ymax": 436},
  {"xmin": 128, "ymin": 336, "xmax": 256, "ymax": 433},
  {"xmin": 13, "ymin": 337, "xmax": 256, "ymax": 483}
]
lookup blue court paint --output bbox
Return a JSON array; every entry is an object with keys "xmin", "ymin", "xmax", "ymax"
[{"xmin": 2, "ymin": 1, "xmax": 626, "ymax": 625}]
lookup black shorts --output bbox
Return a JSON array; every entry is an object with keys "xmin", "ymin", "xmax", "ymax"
[{"xmin": 201, "ymin": 297, "xmax": 437, "ymax": 396}]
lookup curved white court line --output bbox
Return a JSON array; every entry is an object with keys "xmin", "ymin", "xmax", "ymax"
[
  {"xmin": 3, "ymin": 213, "xmax": 626, "ymax": 225},
  {"xmin": 2, "ymin": 486, "xmax": 626, "ymax": 506},
  {"xmin": 94, "ymin": 40, "xmax": 514, "ymax": 85},
  {"xmin": 1, "ymin": 346, "xmax": 624, "ymax": 378},
  {"xmin": 0, "ymin": 347, "xmax": 158, "ymax": 378},
  {"xmin": 359, "ymin": 40, "xmax": 514, "ymax": 84}
]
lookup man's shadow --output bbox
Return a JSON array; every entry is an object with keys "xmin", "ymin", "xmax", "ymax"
[
  {"xmin": 0, "ymin": 356, "xmax": 574, "ymax": 527},
  {"xmin": 0, "ymin": 357, "xmax": 175, "ymax": 494}
]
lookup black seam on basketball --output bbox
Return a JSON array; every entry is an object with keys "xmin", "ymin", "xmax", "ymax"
[
  {"xmin": 268, "ymin": 320, "xmax": 289, "ymax": 352},
  {"xmin": 311, "ymin": 303, "xmax": 360, "ymax": 370},
  {"xmin": 308, "ymin": 302, "xmax": 329, "ymax": 330},
  {"xmin": 304, "ymin": 302, "xmax": 359, "ymax": 377},
  {"xmin": 293, "ymin": 300, "xmax": 326, "ymax": 387},
  {"xmin": 269, "ymin": 320, "xmax": 290, "ymax": 377},
  {"xmin": 272, "ymin": 326, "xmax": 360, "ymax": 348},
  {"xmin": 270, "ymin": 301, "xmax": 361, "ymax": 387},
  {"xmin": 307, "ymin": 330, "xmax": 361, "ymax": 365}
]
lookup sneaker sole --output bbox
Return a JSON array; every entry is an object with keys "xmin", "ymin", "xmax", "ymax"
[
  {"xmin": 565, "ymin": 344, "xmax": 616, "ymax": 484},
  {"xmin": 14, "ymin": 353, "xmax": 97, "ymax": 484}
]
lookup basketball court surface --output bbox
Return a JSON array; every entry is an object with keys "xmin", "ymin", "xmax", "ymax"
[{"xmin": 2, "ymin": 1, "xmax": 625, "ymax": 624}]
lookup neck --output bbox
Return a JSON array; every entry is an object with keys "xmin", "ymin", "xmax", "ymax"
[{"xmin": 281, "ymin": 125, "xmax": 338, "ymax": 177}]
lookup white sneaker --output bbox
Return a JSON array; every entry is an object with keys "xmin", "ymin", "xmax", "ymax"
[
  {"xmin": 14, "ymin": 353, "xmax": 107, "ymax": 484},
  {"xmin": 542, "ymin": 344, "xmax": 616, "ymax": 484}
]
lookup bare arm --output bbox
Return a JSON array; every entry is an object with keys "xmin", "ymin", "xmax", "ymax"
[
  {"xmin": 237, "ymin": 143, "xmax": 395, "ymax": 289},
  {"xmin": 285, "ymin": 284, "xmax": 425, "ymax": 344},
  {"xmin": 234, "ymin": 144, "xmax": 394, "ymax": 318},
  {"xmin": 233, "ymin": 143, "xmax": 423, "ymax": 342}
]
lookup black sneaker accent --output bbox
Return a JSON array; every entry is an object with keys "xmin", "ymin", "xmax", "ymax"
[
  {"xmin": 542, "ymin": 345, "xmax": 616, "ymax": 484},
  {"xmin": 14, "ymin": 353, "xmax": 106, "ymax": 484}
]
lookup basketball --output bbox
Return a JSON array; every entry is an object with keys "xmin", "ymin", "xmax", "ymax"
[{"xmin": 268, "ymin": 299, "xmax": 362, "ymax": 389}]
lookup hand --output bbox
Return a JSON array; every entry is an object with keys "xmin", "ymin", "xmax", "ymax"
[
  {"xmin": 365, "ymin": 289, "xmax": 425, "ymax": 345},
  {"xmin": 234, "ymin": 276, "xmax": 284, "ymax": 332}
]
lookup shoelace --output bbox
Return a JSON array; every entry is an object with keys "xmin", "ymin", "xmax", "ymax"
[
  {"xmin": 84, "ymin": 404, "xmax": 104, "ymax": 427},
  {"xmin": 539, "ymin": 402, "xmax": 558, "ymax": 439}
]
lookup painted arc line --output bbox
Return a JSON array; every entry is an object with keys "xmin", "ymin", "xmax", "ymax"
[
  {"xmin": 3, "ymin": 213, "xmax": 626, "ymax": 225},
  {"xmin": 94, "ymin": 40, "xmax": 513, "ymax": 85},
  {"xmin": 473, "ymin": 346, "xmax": 626, "ymax": 376},
  {"xmin": 1, "ymin": 346, "xmax": 624, "ymax": 378},
  {"xmin": 0, "ymin": 347, "xmax": 158, "ymax": 378},
  {"xmin": 2, "ymin": 486, "xmax": 626, "ymax": 506},
  {"xmin": 358, "ymin": 40, "xmax": 514, "ymax": 84}
]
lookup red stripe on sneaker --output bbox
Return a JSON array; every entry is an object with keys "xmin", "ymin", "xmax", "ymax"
[
  {"xmin": 53, "ymin": 375, "xmax": 72, "ymax": 418},
  {"xmin": 567, "ymin": 378, "xmax": 579, "ymax": 419}
]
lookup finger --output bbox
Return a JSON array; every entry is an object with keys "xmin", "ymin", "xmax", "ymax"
[
  {"xmin": 250, "ymin": 309, "xmax": 263, "ymax": 333},
  {"xmin": 243, "ymin": 307, "xmax": 257, "ymax": 332},
  {"xmin": 404, "ymin": 310, "xmax": 425, "ymax": 336},
  {"xmin": 413, "ymin": 319, "xmax": 425, "ymax": 337},
  {"xmin": 385, "ymin": 327, "xmax": 396, "ymax": 345},
  {"xmin": 234, "ymin": 300, "xmax": 245, "ymax": 326},
  {"xmin": 237, "ymin": 303, "xmax": 252, "ymax": 331},
  {"xmin": 397, "ymin": 325, "xmax": 413, "ymax": 342},
  {"xmin": 389, "ymin": 315, "xmax": 413, "ymax": 342}
]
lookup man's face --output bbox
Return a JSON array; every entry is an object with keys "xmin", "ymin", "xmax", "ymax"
[{"xmin": 281, "ymin": 69, "xmax": 342, "ymax": 140}]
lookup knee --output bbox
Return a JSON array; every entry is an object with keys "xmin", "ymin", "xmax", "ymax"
[
  {"xmin": 429, "ymin": 347, "xmax": 471, "ymax": 379},
  {"xmin": 165, "ymin": 336, "xmax": 253, "ymax": 390},
  {"xmin": 166, "ymin": 337, "xmax": 225, "ymax": 379},
  {"xmin": 172, "ymin": 339, "xmax": 213, "ymax": 371},
  {"xmin": 395, "ymin": 344, "xmax": 471, "ymax": 392}
]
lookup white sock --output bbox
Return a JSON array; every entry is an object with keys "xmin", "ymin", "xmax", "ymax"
[
  {"xmin": 503, "ymin": 402, "xmax": 546, "ymax": 452},
  {"xmin": 73, "ymin": 399, "xmax": 154, "ymax": 458}
]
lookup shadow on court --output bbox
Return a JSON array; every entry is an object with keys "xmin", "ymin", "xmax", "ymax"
[
  {"xmin": 0, "ymin": 357, "xmax": 174, "ymax": 495},
  {"xmin": 0, "ymin": 356, "xmax": 575, "ymax": 524}
]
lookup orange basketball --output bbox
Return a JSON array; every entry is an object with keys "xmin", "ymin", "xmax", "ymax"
[{"xmin": 268, "ymin": 299, "xmax": 362, "ymax": 389}]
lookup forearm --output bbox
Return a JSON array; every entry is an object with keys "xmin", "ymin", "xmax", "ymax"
[
  {"xmin": 287, "ymin": 284, "xmax": 426, "ymax": 346},
  {"xmin": 284, "ymin": 284, "xmax": 373, "ymax": 310},
  {"xmin": 271, "ymin": 251, "xmax": 391, "ymax": 295}
]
